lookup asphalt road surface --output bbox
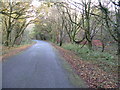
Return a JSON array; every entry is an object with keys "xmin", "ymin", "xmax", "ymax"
[{"xmin": 2, "ymin": 40, "xmax": 74, "ymax": 88}]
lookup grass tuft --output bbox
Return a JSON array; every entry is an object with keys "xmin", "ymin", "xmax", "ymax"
[{"xmin": 62, "ymin": 43, "xmax": 118, "ymax": 73}]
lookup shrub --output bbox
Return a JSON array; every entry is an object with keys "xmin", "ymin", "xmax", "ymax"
[{"xmin": 62, "ymin": 43, "xmax": 116, "ymax": 65}]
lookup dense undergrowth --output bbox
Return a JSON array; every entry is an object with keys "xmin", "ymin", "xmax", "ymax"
[{"xmin": 62, "ymin": 43, "xmax": 118, "ymax": 74}]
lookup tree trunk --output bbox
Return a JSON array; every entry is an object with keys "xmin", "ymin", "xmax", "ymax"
[
  {"xmin": 59, "ymin": 40, "xmax": 63, "ymax": 46},
  {"xmin": 117, "ymin": 7, "xmax": 120, "ymax": 59},
  {"xmin": 5, "ymin": 2, "xmax": 12, "ymax": 46},
  {"xmin": 88, "ymin": 40, "xmax": 92, "ymax": 50},
  {"xmin": 59, "ymin": 30, "xmax": 63, "ymax": 46},
  {"xmin": 6, "ymin": 31, "xmax": 10, "ymax": 46},
  {"xmin": 101, "ymin": 40, "xmax": 105, "ymax": 52},
  {"xmin": 85, "ymin": 1, "xmax": 92, "ymax": 50},
  {"xmin": 12, "ymin": 37, "xmax": 18, "ymax": 47}
]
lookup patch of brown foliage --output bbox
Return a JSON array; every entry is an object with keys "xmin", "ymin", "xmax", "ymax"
[
  {"xmin": 1, "ymin": 44, "xmax": 34, "ymax": 60},
  {"xmin": 52, "ymin": 44, "xmax": 118, "ymax": 88}
]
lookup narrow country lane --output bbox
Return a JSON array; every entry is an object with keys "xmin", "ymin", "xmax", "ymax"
[{"xmin": 2, "ymin": 40, "xmax": 74, "ymax": 88}]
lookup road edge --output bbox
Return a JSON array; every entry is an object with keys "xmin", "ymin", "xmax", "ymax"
[{"xmin": 51, "ymin": 43, "xmax": 88, "ymax": 88}]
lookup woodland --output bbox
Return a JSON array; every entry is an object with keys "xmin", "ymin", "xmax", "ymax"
[{"xmin": 0, "ymin": 0, "xmax": 120, "ymax": 88}]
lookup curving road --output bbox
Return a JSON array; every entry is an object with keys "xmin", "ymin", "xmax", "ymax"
[{"xmin": 2, "ymin": 40, "xmax": 74, "ymax": 88}]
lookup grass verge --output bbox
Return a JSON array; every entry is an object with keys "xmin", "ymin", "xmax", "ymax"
[
  {"xmin": 62, "ymin": 43, "xmax": 118, "ymax": 75},
  {"xmin": 53, "ymin": 47, "xmax": 88, "ymax": 88},
  {"xmin": 52, "ymin": 43, "xmax": 118, "ymax": 88},
  {"xmin": 1, "ymin": 41, "xmax": 36, "ymax": 60},
  {"xmin": 61, "ymin": 57, "xmax": 88, "ymax": 88}
]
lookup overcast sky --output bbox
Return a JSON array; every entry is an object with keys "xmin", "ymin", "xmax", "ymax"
[{"xmin": 31, "ymin": 0, "xmax": 116, "ymax": 11}]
